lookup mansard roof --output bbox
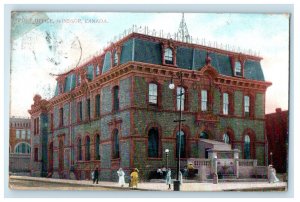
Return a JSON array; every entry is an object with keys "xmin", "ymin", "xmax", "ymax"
[{"xmin": 55, "ymin": 32, "xmax": 266, "ymax": 96}]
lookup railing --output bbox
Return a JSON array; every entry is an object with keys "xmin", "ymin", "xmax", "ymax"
[
  {"xmin": 188, "ymin": 158, "xmax": 211, "ymax": 168},
  {"xmin": 239, "ymin": 159, "xmax": 257, "ymax": 167}
]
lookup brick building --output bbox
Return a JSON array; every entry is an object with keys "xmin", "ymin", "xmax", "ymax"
[
  {"xmin": 266, "ymin": 108, "xmax": 288, "ymax": 173},
  {"xmin": 9, "ymin": 117, "xmax": 31, "ymax": 174},
  {"xmin": 28, "ymin": 26, "xmax": 271, "ymax": 181}
]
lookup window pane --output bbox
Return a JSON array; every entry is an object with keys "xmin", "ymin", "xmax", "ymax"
[
  {"xmin": 244, "ymin": 135, "xmax": 250, "ymax": 159},
  {"xmin": 235, "ymin": 61, "xmax": 242, "ymax": 76},
  {"xmin": 223, "ymin": 93, "xmax": 229, "ymax": 115},
  {"xmin": 114, "ymin": 52, "xmax": 118, "ymax": 66},
  {"xmin": 113, "ymin": 86, "xmax": 119, "ymax": 111},
  {"xmin": 16, "ymin": 130, "xmax": 20, "ymax": 139},
  {"xmin": 148, "ymin": 128, "xmax": 159, "ymax": 157},
  {"xmin": 177, "ymin": 87, "xmax": 185, "ymax": 111},
  {"xmin": 244, "ymin": 96, "xmax": 250, "ymax": 115},
  {"xmin": 149, "ymin": 83, "xmax": 158, "ymax": 104},
  {"xmin": 201, "ymin": 90, "xmax": 207, "ymax": 111},
  {"xmin": 21, "ymin": 130, "xmax": 26, "ymax": 139},
  {"xmin": 164, "ymin": 48, "xmax": 173, "ymax": 64},
  {"xmin": 95, "ymin": 94, "xmax": 100, "ymax": 117}
]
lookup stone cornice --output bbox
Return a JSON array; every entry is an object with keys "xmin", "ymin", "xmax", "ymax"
[{"xmin": 33, "ymin": 61, "xmax": 271, "ymax": 110}]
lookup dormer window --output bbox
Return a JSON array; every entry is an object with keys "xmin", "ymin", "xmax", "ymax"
[
  {"xmin": 164, "ymin": 48, "xmax": 173, "ymax": 64},
  {"xmin": 95, "ymin": 65, "xmax": 100, "ymax": 76},
  {"xmin": 235, "ymin": 61, "xmax": 242, "ymax": 77},
  {"xmin": 113, "ymin": 51, "xmax": 118, "ymax": 66}
]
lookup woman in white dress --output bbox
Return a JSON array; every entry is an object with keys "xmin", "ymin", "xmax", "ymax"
[
  {"xmin": 166, "ymin": 168, "xmax": 172, "ymax": 190},
  {"xmin": 117, "ymin": 168, "xmax": 126, "ymax": 187}
]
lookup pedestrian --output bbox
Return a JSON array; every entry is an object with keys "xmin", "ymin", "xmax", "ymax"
[
  {"xmin": 93, "ymin": 166, "xmax": 99, "ymax": 184},
  {"xmin": 130, "ymin": 168, "xmax": 139, "ymax": 189},
  {"xmin": 117, "ymin": 168, "xmax": 125, "ymax": 187},
  {"xmin": 166, "ymin": 168, "xmax": 172, "ymax": 190}
]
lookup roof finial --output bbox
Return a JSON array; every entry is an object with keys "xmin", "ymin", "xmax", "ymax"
[{"xmin": 178, "ymin": 13, "xmax": 190, "ymax": 42}]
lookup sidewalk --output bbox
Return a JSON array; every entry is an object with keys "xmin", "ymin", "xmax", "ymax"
[{"xmin": 9, "ymin": 175, "xmax": 287, "ymax": 191}]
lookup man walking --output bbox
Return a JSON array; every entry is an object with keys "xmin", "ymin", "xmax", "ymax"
[{"xmin": 93, "ymin": 166, "xmax": 99, "ymax": 184}]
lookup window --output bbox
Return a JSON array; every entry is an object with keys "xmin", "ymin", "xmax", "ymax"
[
  {"xmin": 87, "ymin": 98, "xmax": 91, "ymax": 120},
  {"xmin": 15, "ymin": 143, "xmax": 31, "ymax": 154},
  {"xmin": 16, "ymin": 130, "xmax": 20, "ymax": 139},
  {"xmin": 78, "ymin": 101, "xmax": 83, "ymax": 121},
  {"xmin": 176, "ymin": 130, "xmax": 186, "ymax": 158},
  {"xmin": 244, "ymin": 96, "xmax": 250, "ymax": 117},
  {"xmin": 149, "ymin": 83, "xmax": 158, "ymax": 105},
  {"xmin": 114, "ymin": 51, "xmax": 118, "ymax": 66},
  {"xmin": 59, "ymin": 108, "xmax": 64, "ymax": 126},
  {"xmin": 164, "ymin": 48, "xmax": 173, "ymax": 64},
  {"xmin": 21, "ymin": 130, "xmax": 26, "ymax": 139},
  {"xmin": 27, "ymin": 130, "xmax": 31, "ymax": 139},
  {"xmin": 95, "ymin": 65, "xmax": 100, "ymax": 76},
  {"xmin": 148, "ymin": 128, "xmax": 159, "ymax": 158},
  {"xmin": 176, "ymin": 87, "xmax": 185, "ymax": 111},
  {"xmin": 201, "ymin": 90, "xmax": 208, "ymax": 111},
  {"xmin": 85, "ymin": 136, "xmax": 90, "ymax": 161},
  {"xmin": 244, "ymin": 135, "xmax": 251, "ymax": 159},
  {"xmin": 112, "ymin": 129, "xmax": 119, "ymax": 159},
  {"xmin": 95, "ymin": 134, "xmax": 100, "ymax": 160},
  {"xmin": 77, "ymin": 138, "xmax": 82, "ymax": 161},
  {"xmin": 235, "ymin": 61, "xmax": 242, "ymax": 76},
  {"xmin": 223, "ymin": 133, "xmax": 230, "ymax": 144},
  {"xmin": 200, "ymin": 131, "xmax": 208, "ymax": 139},
  {"xmin": 223, "ymin": 93, "xmax": 229, "ymax": 115},
  {"xmin": 113, "ymin": 86, "xmax": 119, "ymax": 112},
  {"xmin": 34, "ymin": 148, "xmax": 38, "ymax": 161},
  {"xmin": 95, "ymin": 94, "xmax": 100, "ymax": 118}
]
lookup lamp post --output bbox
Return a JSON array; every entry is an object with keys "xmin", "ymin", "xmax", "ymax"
[
  {"xmin": 165, "ymin": 149, "xmax": 170, "ymax": 169},
  {"xmin": 169, "ymin": 71, "xmax": 185, "ymax": 191},
  {"xmin": 270, "ymin": 152, "xmax": 273, "ymax": 166}
]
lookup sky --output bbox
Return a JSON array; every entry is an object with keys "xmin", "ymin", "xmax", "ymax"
[{"xmin": 10, "ymin": 12, "xmax": 290, "ymax": 117}]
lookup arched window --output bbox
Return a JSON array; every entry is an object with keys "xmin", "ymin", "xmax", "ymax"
[
  {"xmin": 244, "ymin": 135, "xmax": 251, "ymax": 159},
  {"xmin": 176, "ymin": 130, "xmax": 186, "ymax": 158},
  {"xmin": 77, "ymin": 138, "xmax": 82, "ymax": 161},
  {"xmin": 200, "ymin": 131, "xmax": 209, "ymax": 139},
  {"xmin": 223, "ymin": 133, "xmax": 230, "ymax": 144},
  {"xmin": 176, "ymin": 86, "xmax": 185, "ymax": 111},
  {"xmin": 149, "ymin": 83, "xmax": 158, "ymax": 105},
  {"xmin": 164, "ymin": 48, "xmax": 173, "ymax": 64},
  {"xmin": 15, "ymin": 142, "xmax": 31, "ymax": 154},
  {"xmin": 148, "ymin": 128, "xmax": 159, "ymax": 157},
  {"xmin": 113, "ymin": 86, "xmax": 119, "ymax": 112},
  {"xmin": 95, "ymin": 134, "xmax": 100, "ymax": 160},
  {"xmin": 85, "ymin": 136, "xmax": 90, "ymax": 161},
  {"xmin": 112, "ymin": 129, "xmax": 119, "ymax": 159}
]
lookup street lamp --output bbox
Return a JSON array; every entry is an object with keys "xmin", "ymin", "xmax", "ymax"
[
  {"xmin": 169, "ymin": 71, "xmax": 185, "ymax": 191},
  {"xmin": 165, "ymin": 149, "xmax": 170, "ymax": 169}
]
